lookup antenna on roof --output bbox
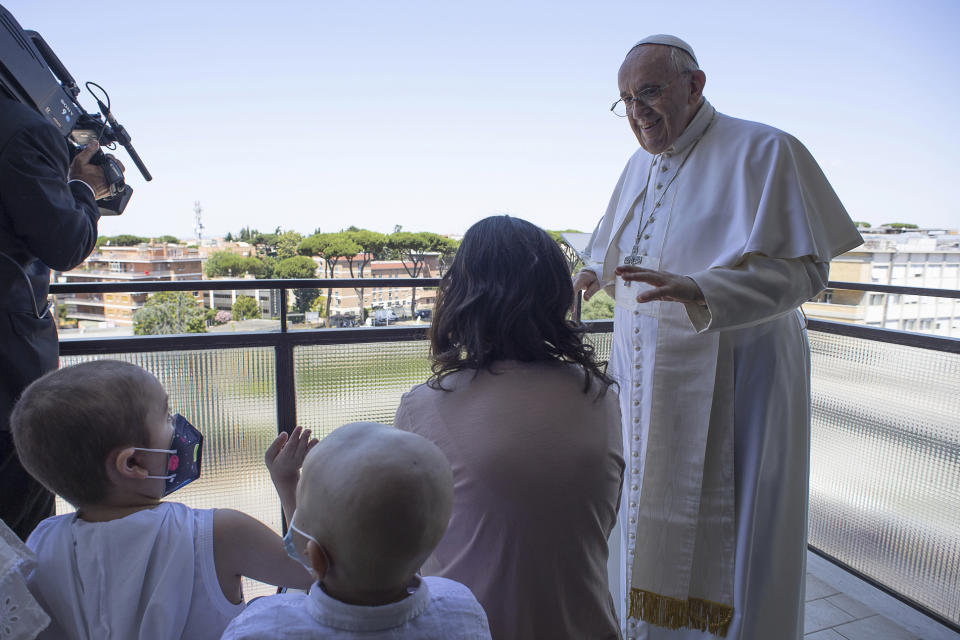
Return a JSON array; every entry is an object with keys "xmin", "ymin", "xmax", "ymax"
[{"xmin": 193, "ymin": 201, "xmax": 204, "ymax": 244}]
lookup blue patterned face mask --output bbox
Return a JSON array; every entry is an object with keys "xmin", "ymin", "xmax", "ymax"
[
  {"xmin": 134, "ymin": 414, "xmax": 203, "ymax": 496},
  {"xmin": 282, "ymin": 509, "xmax": 319, "ymax": 570}
]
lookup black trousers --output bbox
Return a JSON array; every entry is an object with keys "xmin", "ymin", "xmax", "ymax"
[
  {"xmin": 0, "ymin": 430, "xmax": 54, "ymax": 540},
  {"xmin": 0, "ymin": 309, "xmax": 59, "ymax": 541}
]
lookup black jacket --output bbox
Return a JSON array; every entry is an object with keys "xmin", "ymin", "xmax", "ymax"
[{"xmin": 0, "ymin": 97, "xmax": 100, "ymax": 428}]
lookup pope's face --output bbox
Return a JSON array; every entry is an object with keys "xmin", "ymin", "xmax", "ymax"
[{"xmin": 617, "ymin": 46, "xmax": 705, "ymax": 154}]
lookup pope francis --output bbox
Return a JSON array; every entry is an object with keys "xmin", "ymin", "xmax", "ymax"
[{"xmin": 573, "ymin": 35, "xmax": 863, "ymax": 639}]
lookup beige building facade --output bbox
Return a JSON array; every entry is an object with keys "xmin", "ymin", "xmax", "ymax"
[
  {"xmin": 59, "ymin": 244, "xmax": 203, "ymax": 326},
  {"xmin": 803, "ymin": 230, "xmax": 960, "ymax": 336}
]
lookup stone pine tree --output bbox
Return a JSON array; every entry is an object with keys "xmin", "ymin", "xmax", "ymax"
[
  {"xmin": 387, "ymin": 231, "xmax": 446, "ymax": 317},
  {"xmin": 435, "ymin": 236, "xmax": 460, "ymax": 277},
  {"xmin": 273, "ymin": 256, "xmax": 319, "ymax": 315},
  {"xmin": 298, "ymin": 232, "xmax": 360, "ymax": 324},
  {"xmin": 342, "ymin": 229, "xmax": 387, "ymax": 323}
]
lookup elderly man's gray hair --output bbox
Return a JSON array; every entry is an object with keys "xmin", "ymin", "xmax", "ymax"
[{"xmin": 667, "ymin": 47, "xmax": 699, "ymax": 75}]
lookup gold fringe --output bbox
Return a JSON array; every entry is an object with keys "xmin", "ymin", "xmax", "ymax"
[{"xmin": 629, "ymin": 588, "xmax": 734, "ymax": 637}]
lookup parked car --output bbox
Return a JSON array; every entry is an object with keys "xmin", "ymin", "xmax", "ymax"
[{"xmin": 371, "ymin": 309, "xmax": 396, "ymax": 326}]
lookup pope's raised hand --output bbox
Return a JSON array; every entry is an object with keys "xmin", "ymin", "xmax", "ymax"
[{"xmin": 614, "ymin": 266, "xmax": 705, "ymax": 305}]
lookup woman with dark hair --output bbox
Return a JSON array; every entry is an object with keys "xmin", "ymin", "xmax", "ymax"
[{"xmin": 394, "ymin": 215, "xmax": 624, "ymax": 639}]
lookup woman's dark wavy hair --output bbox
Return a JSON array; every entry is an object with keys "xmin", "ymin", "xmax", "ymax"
[{"xmin": 428, "ymin": 215, "xmax": 613, "ymax": 394}]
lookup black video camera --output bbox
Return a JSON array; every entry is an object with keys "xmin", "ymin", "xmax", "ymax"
[{"xmin": 0, "ymin": 4, "xmax": 151, "ymax": 215}]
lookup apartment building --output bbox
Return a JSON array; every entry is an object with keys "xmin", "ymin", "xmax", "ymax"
[
  {"xmin": 803, "ymin": 230, "xmax": 960, "ymax": 336},
  {"xmin": 322, "ymin": 255, "xmax": 441, "ymax": 317},
  {"xmin": 204, "ymin": 281, "xmax": 280, "ymax": 318},
  {"xmin": 59, "ymin": 244, "xmax": 203, "ymax": 326}
]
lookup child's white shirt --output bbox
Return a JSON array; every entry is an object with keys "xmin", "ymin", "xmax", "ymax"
[
  {"xmin": 221, "ymin": 575, "xmax": 491, "ymax": 639},
  {"xmin": 26, "ymin": 502, "xmax": 243, "ymax": 640}
]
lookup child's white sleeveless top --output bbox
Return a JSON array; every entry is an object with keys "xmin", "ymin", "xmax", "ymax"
[{"xmin": 25, "ymin": 502, "xmax": 244, "ymax": 640}]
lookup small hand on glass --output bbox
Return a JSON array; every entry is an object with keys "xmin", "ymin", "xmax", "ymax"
[
  {"xmin": 265, "ymin": 425, "xmax": 319, "ymax": 489},
  {"xmin": 614, "ymin": 266, "xmax": 705, "ymax": 305}
]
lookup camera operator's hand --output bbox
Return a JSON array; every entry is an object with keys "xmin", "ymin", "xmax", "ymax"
[{"xmin": 68, "ymin": 141, "xmax": 124, "ymax": 200}]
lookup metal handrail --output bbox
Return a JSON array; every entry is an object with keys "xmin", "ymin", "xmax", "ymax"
[
  {"xmin": 49, "ymin": 277, "xmax": 959, "ymax": 296},
  {"xmin": 50, "ymin": 277, "xmax": 442, "ymax": 294},
  {"xmin": 826, "ymin": 281, "xmax": 960, "ymax": 299}
]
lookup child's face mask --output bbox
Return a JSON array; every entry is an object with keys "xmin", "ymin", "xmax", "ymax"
[
  {"xmin": 283, "ymin": 509, "xmax": 319, "ymax": 571},
  {"xmin": 134, "ymin": 414, "xmax": 203, "ymax": 496}
]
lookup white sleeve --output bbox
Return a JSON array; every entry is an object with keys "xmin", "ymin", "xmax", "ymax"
[{"xmin": 684, "ymin": 254, "xmax": 828, "ymax": 333}]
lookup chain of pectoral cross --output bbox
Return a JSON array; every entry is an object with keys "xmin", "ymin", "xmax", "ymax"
[{"xmin": 623, "ymin": 113, "xmax": 718, "ymax": 271}]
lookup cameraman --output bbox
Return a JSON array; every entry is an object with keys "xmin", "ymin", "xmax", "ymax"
[{"xmin": 0, "ymin": 95, "xmax": 120, "ymax": 540}]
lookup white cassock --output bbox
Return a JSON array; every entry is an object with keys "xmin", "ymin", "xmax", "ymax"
[{"xmin": 583, "ymin": 99, "xmax": 862, "ymax": 640}]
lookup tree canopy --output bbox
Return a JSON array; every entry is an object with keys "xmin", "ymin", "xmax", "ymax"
[
  {"xmin": 275, "ymin": 230, "xmax": 304, "ymax": 260},
  {"xmin": 96, "ymin": 234, "xmax": 181, "ymax": 248},
  {"xmin": 883, "ymin": 222, "xmax": 919, "ymax": 229},
  {"xmin": 96, "ymin": 234, "xmax": 148, "ymax": 248},
  {"xmin": 547, "ymin": 229, "xmax": 586, "ymax": 274},
  {"xmin": 132, "ymin": 292, "xmax": 206, "ymax": 335},
  {"xmin": 204, "ymin": 251, "xmax": 269, "ymax": 278},
  {"xmin": 581, "ymin": 290, "xmax": 615, "ymax": 321},
  {"xmin": 274, "ymin": 255, "xmax": 319, "ymax": 314},
  {"xmin": 273, "ymin": 255, "xmax": 317, "ymax": 279},
  {"xmin": 231, "ymin": 295, "xmax": 260, "ymax": 321}
]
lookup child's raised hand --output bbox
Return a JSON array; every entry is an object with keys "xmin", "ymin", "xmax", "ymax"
[{"xmin": 265, "ymin": 426, "xmax": 319, "ymax": 488}]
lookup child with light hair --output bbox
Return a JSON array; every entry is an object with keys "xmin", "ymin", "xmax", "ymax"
[
  {"xmin": 10, "ymin": 359, "xmax": 315, "ymax": 639},
  {"xmin": 222, "ymin": 421, "xmax": 491, "ymax": 639}
]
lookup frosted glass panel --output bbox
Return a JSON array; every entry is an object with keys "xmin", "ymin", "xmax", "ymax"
[
  {"xmin": 293, "ymin": 341, "xmax": 433, "ymax": 436},
  {"xmin": 57, "ymin": 349, "xmax": 281, "ymax": 599},
  {"xmin": 808, "ymin": 332, "xmax": 960, "ymax": 625},
  {"xmin": 585, "ymin": 329, "xmax": 613, "ymax": 367}
]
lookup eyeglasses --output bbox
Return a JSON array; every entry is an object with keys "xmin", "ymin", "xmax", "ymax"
[{"xmin": 610, "ymin": 72, "xmax": 689, "ymax": 117}]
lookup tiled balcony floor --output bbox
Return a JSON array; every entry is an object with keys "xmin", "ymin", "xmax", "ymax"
[{"xmin": 805, "ymin": 551, "xmax": 960, "ymax": 640}]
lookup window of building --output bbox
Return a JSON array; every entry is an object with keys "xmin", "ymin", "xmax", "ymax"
[
  {"xmin": 868, "ymin": 294, "xmax": 884, "ymax": 305},
  {"xmin": 870, "ymin": 265, "xmax": 889, "ymax": 283},
  {"xmin": 944, "ymin": 264, "xmax": 959, "ymax": 284}
]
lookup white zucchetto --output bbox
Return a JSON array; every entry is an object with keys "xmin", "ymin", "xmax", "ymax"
[{"xmin": 631, "ymin": 34, "xmax": 698, "ymax": 66}]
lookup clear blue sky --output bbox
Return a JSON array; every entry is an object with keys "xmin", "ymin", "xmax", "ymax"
[{"xmin": 6, "ymin": 0, "xmax": 959, "ymax": 238}]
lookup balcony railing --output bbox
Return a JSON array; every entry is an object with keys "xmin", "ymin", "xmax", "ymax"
[{"xmin": 47, "ymin": 279, "xmax": 960, "ymax": 629}]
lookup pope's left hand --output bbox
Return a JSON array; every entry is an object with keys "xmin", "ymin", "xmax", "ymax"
[{"xmin": 614, "ymin": 266, "xmax": 706, "ymax": 305}]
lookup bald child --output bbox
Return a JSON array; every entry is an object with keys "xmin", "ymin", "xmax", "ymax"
[{"xmin": 222, "ymin": 422, "xmax": 491, "ymax": 639}]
